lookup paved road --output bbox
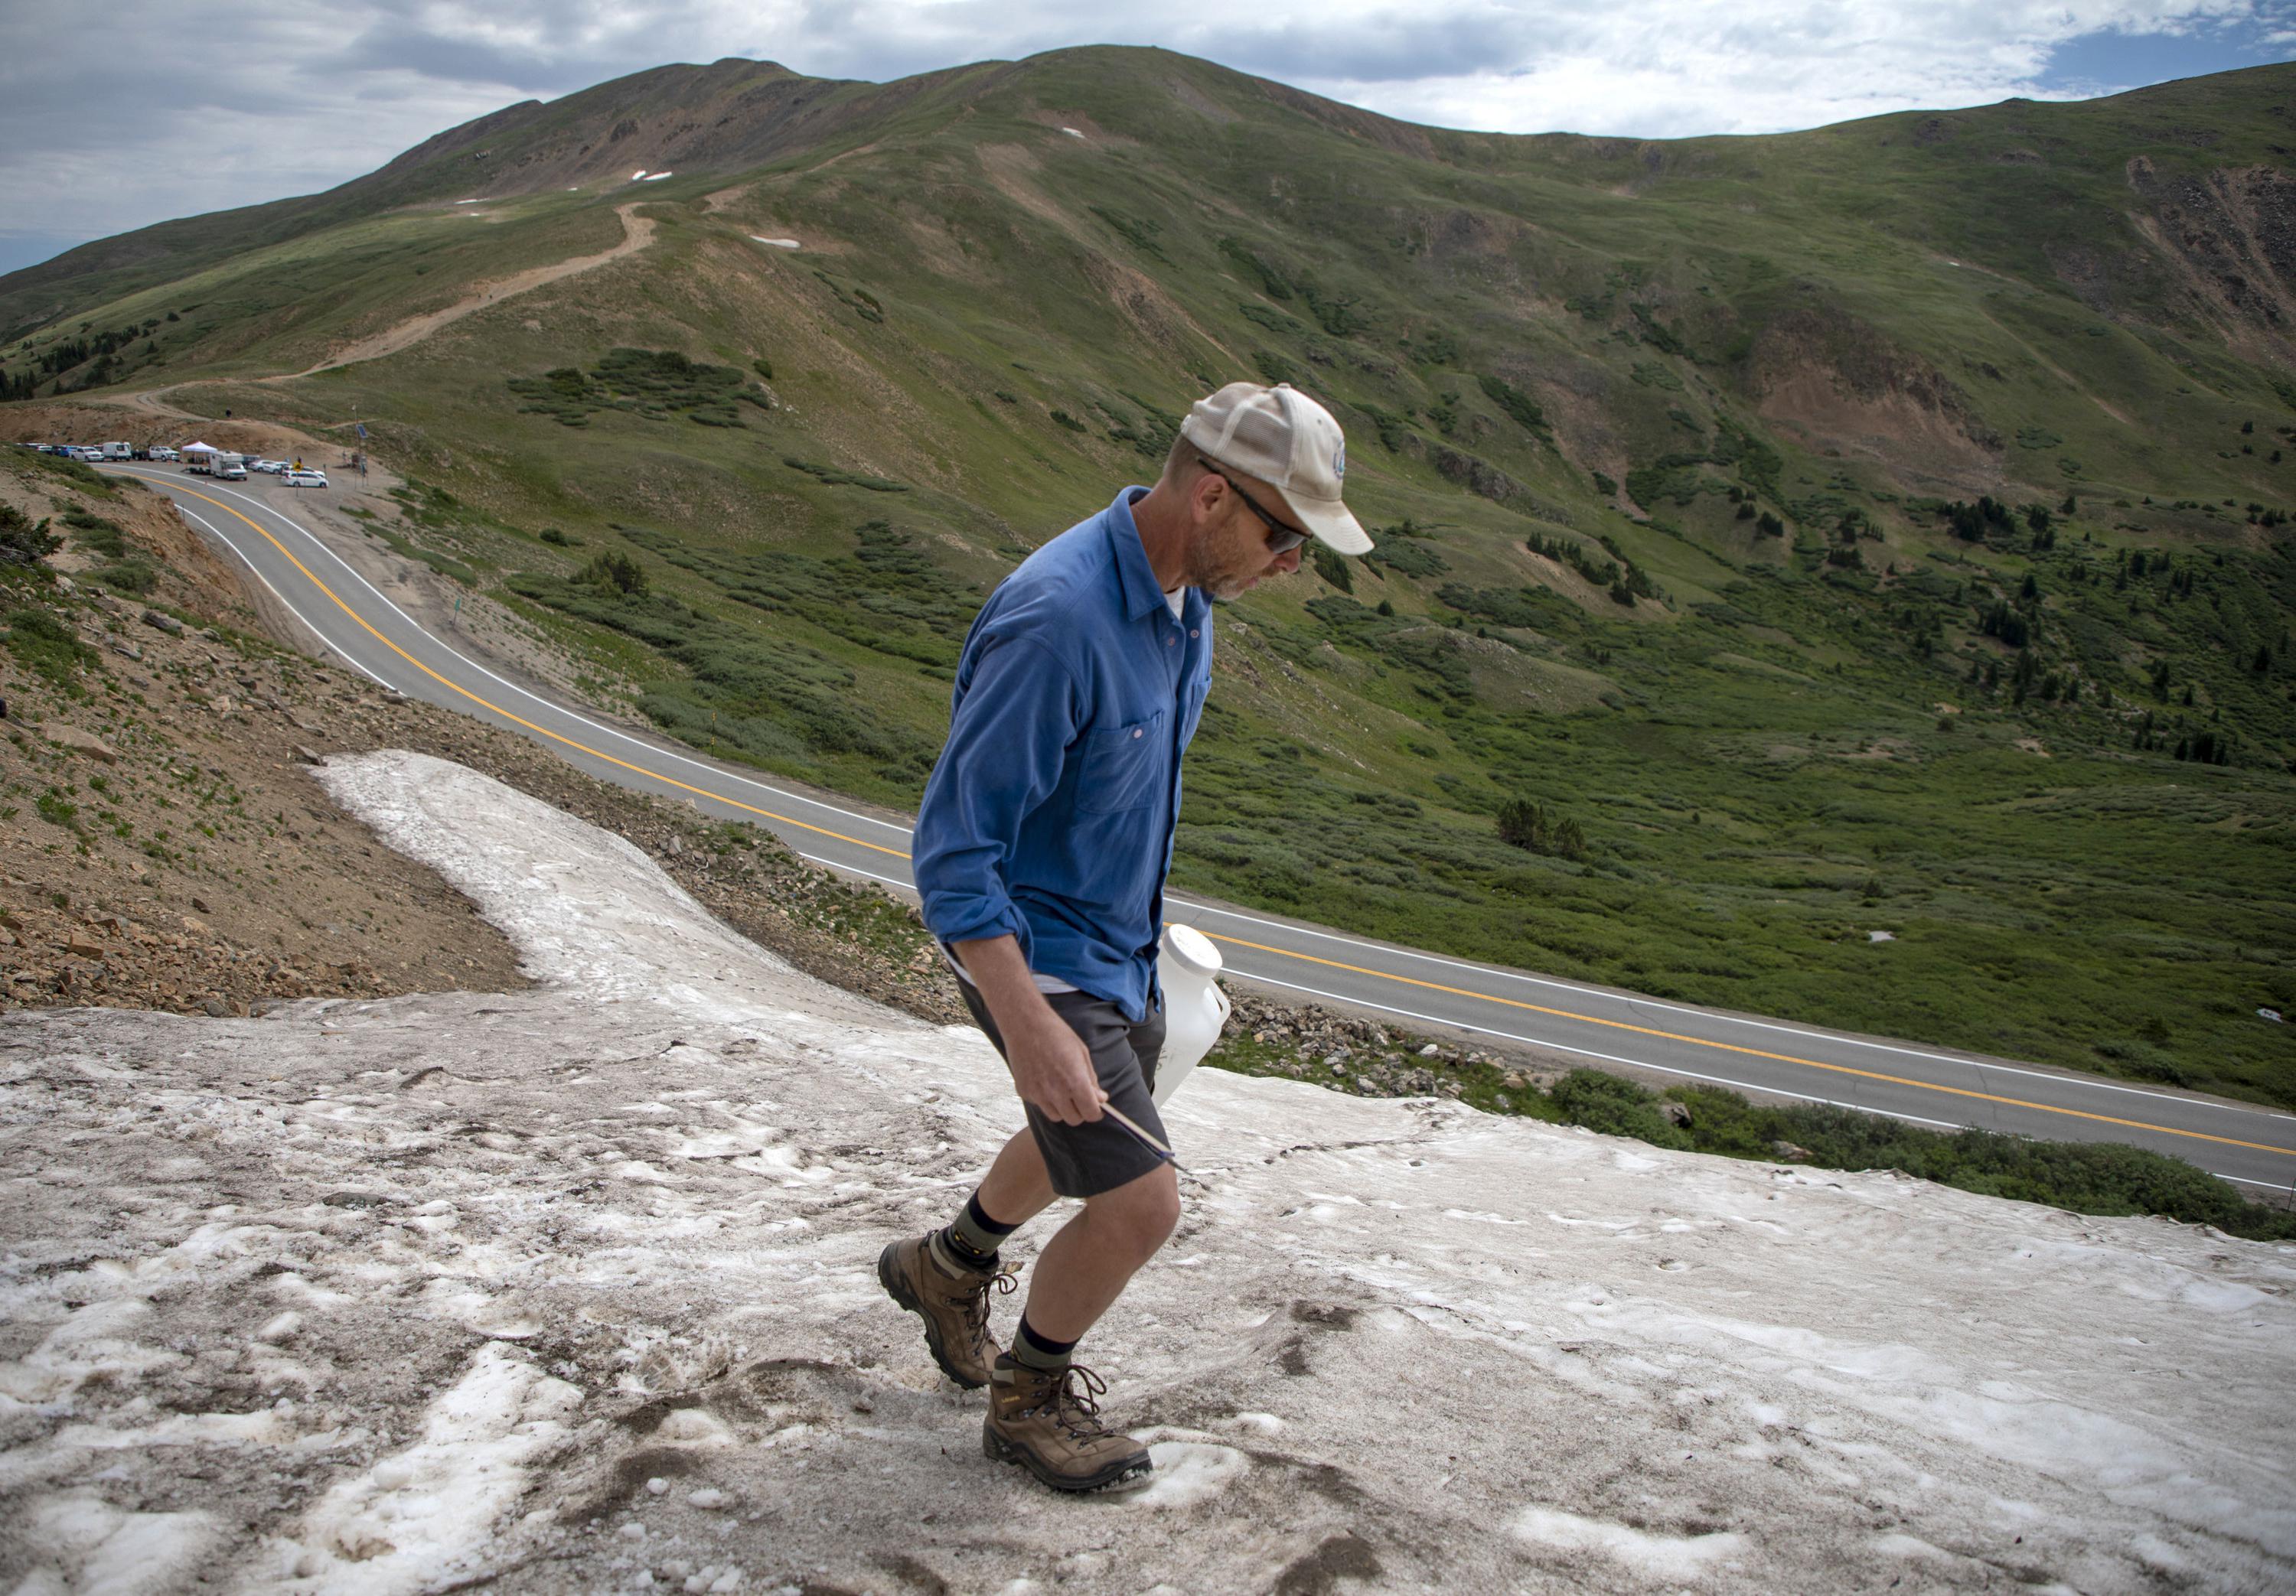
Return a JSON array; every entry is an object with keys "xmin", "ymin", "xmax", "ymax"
[{"xmin": 109, "ymin": 464, "xmax": 2296, "ymax": 1196}]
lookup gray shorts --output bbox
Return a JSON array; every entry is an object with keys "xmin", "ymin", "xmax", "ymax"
[{"xmin": 954, "ymin": 981, "xmax": 1169, "ymax": 1200}]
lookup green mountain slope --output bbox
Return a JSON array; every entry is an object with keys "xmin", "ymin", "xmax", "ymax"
[{"xmin": 5, "ymin": 47, "xmax": 2292, "ymax": 1106}]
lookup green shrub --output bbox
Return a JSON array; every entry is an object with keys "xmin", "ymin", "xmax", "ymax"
[
  {"xmin": 63, "ymin": 509, "xmax": 126, "ymax": 558},
  {"xmin": 1364, "ymin": 536, "xmax": 1447, "ymax": 578},
  {"xmin": 783, "ymin": 457, "xmax": 909, "ymax": 492},
  {"xmin": 1549, "ymin": 1070, "xmax": 1691, "ymax": 1148},
  {"xmin": 1477, "ymin": 373, "xmax": 1549, "ymax": 436},
  {"xmin": 1, "ymin": 507, "xmax": 60, "ymax": 568},
  {"xmin": 35, "ymin": 789, "xmax": 79, "ymax": 830},
  {"xmin": 1496, "ymin": 798, "xmax": 1587, "ymax": 858},
  {"xmin": 3, "ymin": 606, "xmax": 94, "ymax": 685},
  {"xmin": 1217, "ymin": 237, "xmax": 1295, "ymax": 301},
  {"xmin": 90, "ymin": 559, "xmax": 158, "ymax": 595},
  {"xmin": 1656, "ymin": 1086, "xmax": 2296, "ymax": 1240},
  {"xmin": 579, "ymin": 552, "xmax": 649, "ymax": 597},
  {"xmin": 507, "ymin": 347, "xmax": 755, "ymax": 428}
]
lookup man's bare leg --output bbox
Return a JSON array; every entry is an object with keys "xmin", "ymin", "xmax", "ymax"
[
  {"xmin": 977, "ymin": 1160, "xmax": 1175, "ymax": 1491},
  {"xmin": 1014, "ymin": 1161, "xmax": 1180, "ymax": 1345},
  {"xmin": 974, "ymin": 1128, "xmax": 1057, "ymax": 1232}
]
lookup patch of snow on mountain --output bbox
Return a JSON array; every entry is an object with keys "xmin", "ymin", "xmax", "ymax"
[{"xmin": 0, "ymin": 750, "xmax": 2289, "ymax": 1594}]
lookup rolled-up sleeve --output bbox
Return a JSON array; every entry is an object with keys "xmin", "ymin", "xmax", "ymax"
[{"xmin": 912, "ymin": 630, "xmax": 1079, "ymax": 963}]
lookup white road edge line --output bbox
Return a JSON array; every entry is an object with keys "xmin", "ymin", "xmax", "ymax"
[
  {"xmin": 1168, "ymin": 897, "xmax": 2295, "ymax": 1119},
  {"xmin": 1233, "ymin": 972, "xmax": 1971, "ymax": 1132},
  {"xmin": 173, "ymin": 503, "xmax": 396, "ymax": 689}
]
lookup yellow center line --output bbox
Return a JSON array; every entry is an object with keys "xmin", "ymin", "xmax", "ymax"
[
  {"xmin": 139, "ymin": 473, "xmax": 2296, "ymax": 1164},
  {"xmin": 141, "ymin": 476, "xmax": 912, "ymax": 858},
  {"xmin": 1205, "ymin": 933, "xmax": 2296, "ymax": 1158}
]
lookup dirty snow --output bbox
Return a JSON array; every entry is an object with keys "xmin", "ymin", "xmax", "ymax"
[
  {"xmin": 748, "ymin": 237, "xmax": 801, "ymax": 250},
  {"xmin": 2, "ymin": 750, "xmax": 2290, "ymax": 1594}
]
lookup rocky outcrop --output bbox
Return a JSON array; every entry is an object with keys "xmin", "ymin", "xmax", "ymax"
[
  {"xmin": 1746, "ymin": 302, "xmax": 2002, "ymax": 484},
  {"xmin": 2128, "ymin": 157, "xmax": 2296, "ymax": 360}
]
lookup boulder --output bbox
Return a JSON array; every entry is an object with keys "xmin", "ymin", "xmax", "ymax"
[{"xmin": 40, "ymin": 724, "xmax": 118, "ymax": 763}]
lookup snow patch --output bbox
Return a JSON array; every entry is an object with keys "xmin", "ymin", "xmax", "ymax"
[
  {"xmin": 315, "ymin": 751, "xmax": 795, "ymax": 1022},
  {"xmin": 750, "ymin": 236, "xmax": 802, "ymax": 249},
  {"xmin": 282, "ymin": 1347, "xmax": 580, "ymax": 1592},
  {"xmin": 1126, "ymin": 1437, "xmax": 1250, "ymax": 1508},
  {"xmin": 14, "ymin": 1493, "xmax": 221, "ymax": 1594},
  {"xmin": 4, "ymin": 751, "xmax": 2291, "ymax": 1593},
  {"xmin": 1511, "ymin": 1506, "xmax": 1747, "ymax": 1578}
]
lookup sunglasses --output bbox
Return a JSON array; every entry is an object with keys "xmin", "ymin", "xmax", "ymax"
[{"xmin": 1208, "ymin": 467, "xmax": 1311, "ymax": 554}]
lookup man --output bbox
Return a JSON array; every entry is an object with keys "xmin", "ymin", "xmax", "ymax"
[{"xmin": 879, "ymin": 382, "xmax": 1371, "ymax": 1492}]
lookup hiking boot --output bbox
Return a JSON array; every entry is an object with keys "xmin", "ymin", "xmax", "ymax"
[
  {"xmin": 877, "ymin": 1233, "xmax": 1016, "ymax": 1389},
  {"xmin": 982, "ymin": 1356, "xmax": 1153, "ymax": 1493}
]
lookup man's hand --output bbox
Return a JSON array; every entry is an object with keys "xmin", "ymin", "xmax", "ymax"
[
  {"xmin": 1005, "ymin": 1008, "xmax": 1106, "ymax": 1125},
  {"xmin": 953, "ymin": 934, "xmax": 1106, "ymax": 1125}
]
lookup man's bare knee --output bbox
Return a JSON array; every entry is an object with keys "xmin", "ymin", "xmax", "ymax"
[{"xmin": 1087, "ymin": 1165, "xmax": 1179, "ymax": 1262}]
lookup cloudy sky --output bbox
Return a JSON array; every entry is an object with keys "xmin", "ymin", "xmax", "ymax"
[{"xmin": 3, "ymin": 0, "xmax": 2292, "ymax": 276}]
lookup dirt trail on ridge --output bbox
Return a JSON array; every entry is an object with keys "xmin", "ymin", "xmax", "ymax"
[
  {"xmin": 285, "ymin": 202, "xmax": 658, "ymax": 376},
  {"xmin": 105, "ymin": 201, "xmax": 660, "ymax": 421}
]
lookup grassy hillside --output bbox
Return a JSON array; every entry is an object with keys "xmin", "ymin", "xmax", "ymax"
[{"xmin": 4, "ymin": 48, "xmax": 2292, "ymax": 1107}]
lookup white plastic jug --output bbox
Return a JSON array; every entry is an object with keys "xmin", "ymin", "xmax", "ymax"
[{"xmin": 1152, "ymin": 922, "xmax": 1231, "ymax": 1107}]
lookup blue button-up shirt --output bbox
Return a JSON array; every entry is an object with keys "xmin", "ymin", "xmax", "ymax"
[{"xmin": 913, "ymin": 487, "xmax": 1215, "ymax": 1022}]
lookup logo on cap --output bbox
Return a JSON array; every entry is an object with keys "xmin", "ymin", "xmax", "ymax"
[{"xmin": 1332, "ymin": 443, "xmax": 1346, "ymax": 480}]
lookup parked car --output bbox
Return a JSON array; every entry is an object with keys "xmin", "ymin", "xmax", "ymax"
[
  {"xmin": 283, "ymin": 469, "xmax": 328, "ymax": 488},
  {"xmin": 246, "ymin": 458, "xmax": 281, "ymax": 474},
  {"xmin": 148, "ymin": 446, "xmax": 179, "ymax": 462},
  {"xmin": 73, "ymin": 446, "xmax": 106, "ymax": 463}
]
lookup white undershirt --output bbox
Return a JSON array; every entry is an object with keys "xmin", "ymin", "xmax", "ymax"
[{"xmin": 946, "ymin": 585, "xmax": 1190, "ymax": 995}]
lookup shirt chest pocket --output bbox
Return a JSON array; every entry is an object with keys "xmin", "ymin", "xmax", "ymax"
[{"xmin": 1075, "ymin": 710, "xmax": 1166, "ymax": 814}]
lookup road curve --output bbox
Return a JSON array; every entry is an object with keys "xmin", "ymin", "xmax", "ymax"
[{"xmin": 107, "ymin": 464, "xmax": 2296, "ymax": 1196}]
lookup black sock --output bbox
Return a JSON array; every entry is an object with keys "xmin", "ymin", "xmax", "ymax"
[
  {"xmin": 1012, "ymin": 1314, "xmax": 1077, "ymax": 1373},
  {"xmin": 939, "ymin": 1191, "xmax": 1018, "ymax": 1269}
]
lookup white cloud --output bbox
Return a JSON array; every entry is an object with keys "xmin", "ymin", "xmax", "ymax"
[{"xmin": 0, "ymin": 0, "xmax": 2280, "ymax": 270}]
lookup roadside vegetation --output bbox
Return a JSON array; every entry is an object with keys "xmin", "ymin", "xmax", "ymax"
[{"xmin": 1206, "ymin": 1019, "xmax": 2296, "ymax": 1241}]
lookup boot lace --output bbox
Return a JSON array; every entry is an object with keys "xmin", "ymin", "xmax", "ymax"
[
  {"xmin": 1045, "ymin": 1363, "xmax": 1113, "ymax": 1440},
  {"xmin": 947, "ymin": 1261, "xmax": 1019, "ymax": 1353}
]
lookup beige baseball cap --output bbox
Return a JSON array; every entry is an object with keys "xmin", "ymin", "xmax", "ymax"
[{"xmin": 1180, "ymin": 381, "xmax": 1373, "ymax": 555}]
